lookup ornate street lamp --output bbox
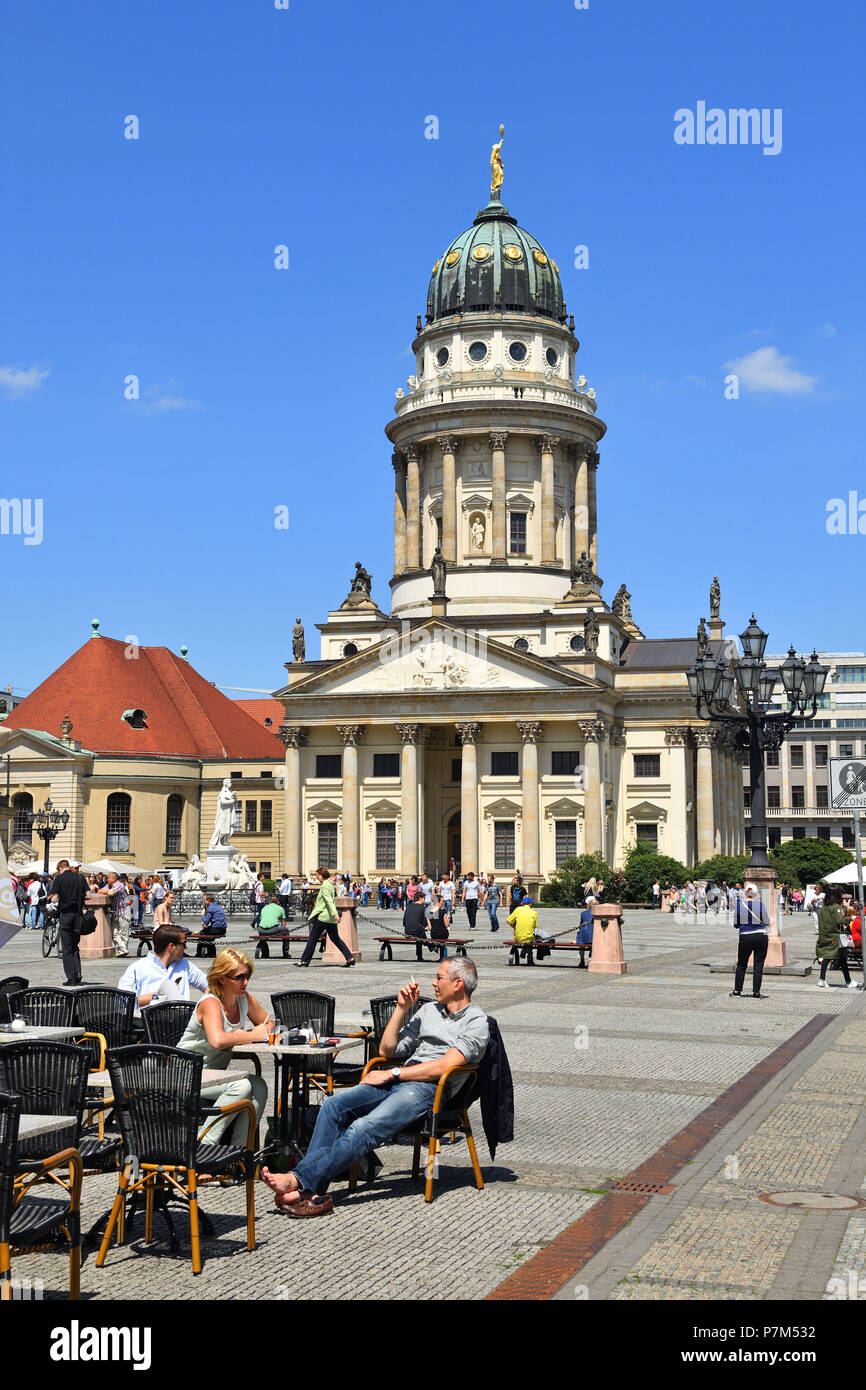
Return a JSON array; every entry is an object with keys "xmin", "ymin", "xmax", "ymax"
[
  {"xmin": 25, "ymin": 797, "xmax": 70, "ymax": 875},
  {"xmin": 688, "ymin": 619, "xmax": 828, "ymax": 963}
]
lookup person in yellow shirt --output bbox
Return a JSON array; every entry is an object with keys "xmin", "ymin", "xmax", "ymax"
[{"xmin": 507, "ymin": 896, "xmax": 539, "ymax": 965}]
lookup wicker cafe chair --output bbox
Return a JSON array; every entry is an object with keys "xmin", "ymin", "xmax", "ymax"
[
  {"xmin": 96, "ymin": 1045, "xmax": 257, "ymax": 1276},
  {"xmin": 0, "ymin": 1090, "xmax": 83, "ymax": 1301},
  {"xmin": 353, "ymin": 1057, "xmax": 484, "ymax": 1203},
  {"xmin": 142, "ymin": 1001, "xmax": 196, "ymax": 1047},
  {"xmin": 270, "ymin": 990, "xmax": 365, "ymax": 1091},
  {"xmin": 0, "ymin": 977, "xmax": 29, "ymax": 1024},
  {"xmin": 71, "ymin": 988, "xmax": 137, "ymax": 1136},
  {"xmin": 0, "ymin": 1039, "xmax": 121, "ymax": 1178},
  {"xmin": 5, "ymin": 987, "xmax": 75, "ymax": 1029},
  {"xmin": 367, "ymin": 994, "xmax": 431, "ymax": 1060}
]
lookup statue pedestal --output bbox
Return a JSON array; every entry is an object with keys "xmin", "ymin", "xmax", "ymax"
[
  {"xmin": 588, "ymin": 903, "xmax": 628, "ymax": 975},
  {"xmin": 204, "ymin": 847, "xmax": 234, "ymax": 890},
  {"xmin": 323, "ymin": 897, "xmax": 362, "ymax": 964},
  {"xmin": 746, "ymin": 866, "xmax": 787, "ymax": 967},
  {"xmin": 79, "ymin": 894, "xmax": 115, "ymax": 961}
]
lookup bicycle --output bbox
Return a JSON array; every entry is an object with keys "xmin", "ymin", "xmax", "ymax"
[{"xmin": 41, "ymin": 911, "xmax": 60, "ymax": 958}]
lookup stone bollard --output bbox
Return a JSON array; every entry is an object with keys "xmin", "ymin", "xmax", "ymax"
[
  {"xmin": 323, "ymin": 895, "xmax": 362, "ymax": 964},
  {"xmin": 588, "ymin": 902, "xmax": 628, "ymax": 975},
  {"xmin": 79, "ymin": 893, "xmax": 115, "ymax": 961}
]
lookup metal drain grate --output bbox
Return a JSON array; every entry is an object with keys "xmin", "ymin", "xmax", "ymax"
[{"xmin": 612, "ymin": 1180, "xmax": 674, "ymax": 1195}]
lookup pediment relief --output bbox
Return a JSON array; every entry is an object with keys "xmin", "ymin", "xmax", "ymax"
[
  {"xmin": 364, "ymin": 798, "xmax": 401, "ymax": 819},
  {"xmin": 544, "ymin": 797, "xmax": 584, "ymax": 818},
  {"xmin": 306, "ymin": 798, "xmax": 342, "ymax": 820},
  {"xmin": 483, "ymin": 797, "xmax": 522, "ymax": 819},
  {"xmin": 626, "ymin": 800, "xmax": 667, "ymax": 822}
]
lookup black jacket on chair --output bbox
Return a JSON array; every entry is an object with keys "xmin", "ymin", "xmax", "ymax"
[{"xmin": 478, "ymin": 1016, "xmax": 514, "ymax": 1160}]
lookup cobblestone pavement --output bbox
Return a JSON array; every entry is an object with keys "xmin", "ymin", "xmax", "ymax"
[{"xmin": 4, "ymin": 907, "xmax": 862, "ymax": 1300}]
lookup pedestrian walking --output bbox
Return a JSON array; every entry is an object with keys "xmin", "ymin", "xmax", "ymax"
[
  {"xmin": 482, "ymin": 874, "xmax": 502, "ymax": 932},
  {"xmin": 816, "ymin": 887, "xmax": 858, "ymax": 989},
  {"xmin": 295, "ymin": 867, "xmax": 355, "ymax": 968},
  {"xmin": 462, "ymin": 871, "xmax": 480, "ymax": 930}
]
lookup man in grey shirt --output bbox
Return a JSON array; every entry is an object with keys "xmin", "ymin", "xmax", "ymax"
[{"xmin": 263, "ymin": 957, "xmax": 489, "ymax": 1216}]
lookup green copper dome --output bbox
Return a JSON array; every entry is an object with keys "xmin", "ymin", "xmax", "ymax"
[{"xmin": 426, "ymin": 195, "xmax": 566, "ymax": 324}]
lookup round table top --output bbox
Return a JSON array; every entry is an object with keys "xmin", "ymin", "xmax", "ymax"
[
  {"xmin": 19, "ymin": 1114, "xmax": 76, "ymax": 1139},
  {"xmin": 0, "ymin": 1025, "xmax": 84, "ymax": 1043},
  {"xmin": 234, "ymin": 1036, "xmax": 364, "ymax": 1058}
]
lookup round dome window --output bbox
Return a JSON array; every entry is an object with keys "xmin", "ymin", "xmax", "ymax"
[
  {"xmin": 503, "ymin": 244, "xmax": 523, "ymax": 261},
  {"xmin": 343, "ymin": 643, "xmax": 359, "ymax": 658},
  {"xmin": 570, "ymin": 634, "xmax": 586, "ymax": 653},
  {"xmin": 533, "ymin": 250, "xmax": 549, "ymax": 266},
  {"xmin": 545, "ymin": 347, "xmax": 558, "ymax": 368},
  {"xmin": 445, "ymin": 250, "xmax": 461, "ymax": 266},
  {"xmin": 513, "ymin": 637, "xmax": 530, "ymax": 653},
  {"xmin": 508, "ymin": 342, "xmax": 528, "ymax": 363},
  {"xmin": 468, "ymin": 341, "xmax": 488, "ymax": 363},
  {"xmin": 472, "ymin": 244, "xmax": 491, "ymax": 261},
  {"xmin": 435, "ymin": 347, "xmax": 450, "ymax": 368}
]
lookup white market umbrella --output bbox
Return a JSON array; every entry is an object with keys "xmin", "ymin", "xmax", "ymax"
[
  {"xmin": 80, "ymin": 858, "xmax": 151, "ymax": 876},
  {"xmin": 821, "ymin": 862, "xmax": 862, "ymax": 885}
]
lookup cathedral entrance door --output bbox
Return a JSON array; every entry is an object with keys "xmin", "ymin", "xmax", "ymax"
[{"xmin": 447, "ymin": 812, "xmax": 461, "ymax": 876}]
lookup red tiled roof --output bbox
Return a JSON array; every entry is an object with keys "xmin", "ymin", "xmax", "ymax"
[
  {"xmin": 4, "ymin": 637, "xmax": 285, "ymax": 760},
  {"xmin": 233, "ymin": 698, "xmax": 285, "ymax": 731}
]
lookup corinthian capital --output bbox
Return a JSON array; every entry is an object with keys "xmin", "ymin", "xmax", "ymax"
[
  {"xmin": 570, "ymin": 441, "xmax": 598, "ymax": 467},
  {"xmin": 391, "ymin": 450, "xmax": 406, "ymax": 475},
  {"xmin": 578, "ymin": 719, "xmax": 607, "ymax": 744},
  {"xmin": 536, "ymin": 434, "xmax": 560, "ymax": 454},
  {"xmin": 404, "ymin": 444, "xmax": 421, "ymax": 465},
  {"xmin": 336, "ymin": 724, "xmax": 365, "ymax": 746},
  {"xmin": 488, "ymin": 431, "xmax": 508, "ymax": 452},
  {"xmin": 395, "ymin": 722, "xmax": 421, "ymax": 745},
  {"xmin": 436, "ymin": 435, "xmax": 461, "ymax": 456},
  {"xmin": 278, "ymin": 725, "xmax": 307, "ymax": 749},
  {"xmin": 693, "ymin": 726, "xmax": 716, "ymax": 749},
  {"xmin": 516, "ymin": 721, "xmax": 543, "ymax": 744},
  {"xmin": 664, "ymin": 726, "xmax": 688, "ymax": 747},
  {"xmin": 455, "ymin": 721, "xmax": 482, "ymax": 746}
]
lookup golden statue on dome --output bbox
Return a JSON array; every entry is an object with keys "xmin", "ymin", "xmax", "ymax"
[{"xmin": 490, "ymin": 124, "xmax": 505, "ymax": 193}]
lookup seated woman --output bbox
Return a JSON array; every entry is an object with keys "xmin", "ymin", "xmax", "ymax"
[
  {"xmin": 575, "ymin": 905, "xmax": 593, "ymax": 968},
  {"xmin": 178, "ymin": 948, "xmax": 271, "ymax": 1144},
  {"xmin": 426, "ymin": 892, "xmax": 450, "ymax": 956}
]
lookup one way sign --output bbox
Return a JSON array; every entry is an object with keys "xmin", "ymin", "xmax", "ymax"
[{"xmin": 829, "ymin": 758, "xmax": 866, "ymax": 811}]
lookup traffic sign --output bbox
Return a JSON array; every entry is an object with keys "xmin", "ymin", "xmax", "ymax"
[{"xmin": 829, "ymin": 757, "xmax": 866, "ymax": 810}]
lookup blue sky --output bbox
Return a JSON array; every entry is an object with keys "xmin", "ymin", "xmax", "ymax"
[{"xmin": 2, "ymin": 0, "xmax": 864, "ymax": 698}]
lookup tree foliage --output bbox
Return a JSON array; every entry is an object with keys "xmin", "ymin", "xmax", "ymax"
[
  {"xmin": 770, "ymin": 838, "xmax": 852, "ymax": 890},
  {"xmin": 692, "ymin": 854, "xmax": 751, "ymax": 884},
  {"xmin": 621, "ymin": 847, "xmax": 688, "ymax": 903},
  {"xmin": 540, "ymin": 854, "xmax": 627, "ymax": 907}
]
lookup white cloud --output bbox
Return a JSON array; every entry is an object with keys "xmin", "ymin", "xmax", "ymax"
[
  {"xmin": 724, "ymin": 346, "xmax": 817, "ymax": 395},
  {"xmin": 818, "ymin": 322, "xmax": 837, "ymax": 337},
  {"xmin": 685, "ymin": 374, "xmax": 707, "ymax": 388},
  {"xmin": 0, "ymin": 364, "xmax": 50, "ymax": 398},
  {"xmin": 138, "ymin": 393, "xmax": 200, "ymax": 414}
]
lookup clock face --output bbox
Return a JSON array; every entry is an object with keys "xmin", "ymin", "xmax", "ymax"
[
  {"xmin": 472, "ymin": 244, "xmax": 491, "ymax": 261},
  {"xmin": 533, "ymin": 249, "xmax": 548, "ymax": 266},
  {"xmin": 503, "ymin": 244, "xmax": 523, "ymax": 261},
  {"xmin": 445, "ymin": 250, "xmax": 460, "ymax": 266},
  {"xmin": 468, "ymin": 341, "xmax": 488, "ymax": 362},
  {"xmin": 508, "ymin": 342, "xmax": 528, "ymax": 363}
]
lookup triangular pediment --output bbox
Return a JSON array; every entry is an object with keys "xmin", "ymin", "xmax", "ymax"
[
  {"xmin": 626, "ymin": 799, "xmax": 667, "ymax": 822},
  {"xmin": 545, "ymin": 796, "xmax": 584, "ymax": 818},
  {"xmin": 275, "ymin": 620, "xmax": 600, "ymax": 698},
  {"xmin": 306, "ymin": 798, "xmax": 341, "ymax": 819},
  {"xmin": 0, "ymin": 727, "xmax": 89, "ymax": 761},
  {"xmin": 364, "ymin": 798, "xmax": 401, "ymax": 819},
  {"xmin": 483, "ymin": 797, "xmax": 523, "ymax": 818}
]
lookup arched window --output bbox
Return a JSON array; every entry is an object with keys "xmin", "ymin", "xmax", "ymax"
[
  {"xmin": 106, "ymin": 793, "xmax": 131, "ymax": 854},
  {"xmin": 165, "ymin": 795, "xmax": 184, "ymax": 855},
  {"xmin": 12, "ymin": 793, "xmax": 33, "ymax": 843}
]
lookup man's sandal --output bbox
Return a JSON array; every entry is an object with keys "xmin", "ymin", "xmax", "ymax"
[{"xmin": 280, "ymin": 1194, "xmax": 334, "ymax": 1218}]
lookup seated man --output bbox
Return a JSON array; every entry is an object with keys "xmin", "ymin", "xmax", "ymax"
[
  {"xmin": 402, "ymin": 896, "xmax": 432, "ymax": 960},
  {"xmin": 117, "ymin": 925, "xmax": 209, "ymax": 1019},
  {"xmin": 262, "ymin": 957, "xmax": 488, "ymax": 1217},
  {"xmin": 258, "ymin": 893, "xmax": 287, "ymax": 935},
  {"xmin": 507, "ymin": 895, "xmax": 538, "ymax": 964},
  {"xmin": 201, "ymin": 893, "xmax": 228, "ymax": 938},
  {"xmin": 575, "ymin": 905, "xmax": 593, "ymax": 968}
]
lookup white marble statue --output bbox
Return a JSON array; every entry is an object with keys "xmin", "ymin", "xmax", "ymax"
[
  {"xmin": 208, "ymin": 778, "xmax": 237, "ymax": 850},
  {"xmin": 226, "ymin": 853, "xmax": 256, "ymax": 890},
  {"xmin": 180, "ymin": 854, "xmax": 208, "ymax": 890},
  {"xmin": 471, "ymin": 516, "xmax": 485, "ymax": 552}
]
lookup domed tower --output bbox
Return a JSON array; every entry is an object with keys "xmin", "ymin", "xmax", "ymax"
[{"xmin": 386, "ymin": 130, "xmax": 606, "ymax": 621}]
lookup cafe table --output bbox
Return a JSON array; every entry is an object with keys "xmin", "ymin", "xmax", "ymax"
[
  {"xmin": 0, "ymin": 1025, "xmax": 84, "ymax": 1043},
  {"xmin": 233, "ymin": 1037, "xmax": 365, "ymax": 1155},
  {"xmin": 19, "ymin": 1114, "xmax": 76, "ymax": 1141}
]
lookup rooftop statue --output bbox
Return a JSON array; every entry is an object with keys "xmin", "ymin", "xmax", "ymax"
[{"xmin": 491, "ymin": 124, "xmax": 505, "ymax": 193}]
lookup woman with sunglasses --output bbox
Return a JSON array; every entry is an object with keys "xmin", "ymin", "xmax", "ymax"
[{"xmin": 179, "ymin": 948, "xmax": 270, "ymax": 1143}]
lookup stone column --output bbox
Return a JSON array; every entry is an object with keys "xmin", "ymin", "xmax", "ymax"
[
  {"xmin": 537, "ymin": 434, "xmax": 559, "ymax": 565},
  {"xmin": 571, "ymin": 442, "xmax": 592, "ymax": 565},
  {"xmin": 579, "ymin": 720, "xmax": 606, "ymax": 855},
  {"xmin": 396, "ymin": 723, "xmax": 420, "ymax": 874},
  {"xmin": 715, "ymin": 743, "xmax": 727, "ymax": 855},
  {"xmin": 489, "ymin": 431, "xmax": 508, "ymax": 559},
  {"xmin": 392, "ymin": 451, "xmax": 407, "ymax": 575},
  {"xmin": 664, "ymin": 727, "xmax": 690, "ymax": 864},
  {"xmin": 279, "ymin": 725, "xmax": 307, "ymax": 876},
  {"xmin": 437, "ymin": 435, "xmax": 459, "ymax": 563},
  {"xmin": 405, "ymin": 444, "xmax": 421, "ymax": 570},
  {"xmin": 456, "ymin": 722, "xmax": 482, "ymax": 873},
  {"xmin": 694, "ymin": 727, "xmax": 716, "ymax": 864},
  {"xmin": 588, "ymin": 449, "xmax": 600, "ymax": 568},
  {"xmin": 516, "ymin": 721, "xmax": 542, "ymax": 878},
  {"xmin": 336, "ymin": 725, "xmax": 364, "ymax": 877}
]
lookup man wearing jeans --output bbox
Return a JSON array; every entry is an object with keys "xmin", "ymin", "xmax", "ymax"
[
  {"xmin": 730, "ymin": 887, "xmax": 771, "ymax": 998},
  {"xmin": 262, "ymin": 957, "xmax": 488, "ymax": 1216}
]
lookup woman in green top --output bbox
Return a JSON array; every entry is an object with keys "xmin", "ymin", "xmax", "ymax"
[
  {"xmin": 296, "ymin": 867, "xmax": 355, "ymax": 968},
  {"xmin": 816, "ymin": 888, "xmax": 857, "ymax": 989}
]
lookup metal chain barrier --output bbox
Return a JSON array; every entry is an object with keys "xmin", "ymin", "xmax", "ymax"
[{"xmin": 354, "ymin": 907, "xmax": 583, "ymax": 950}]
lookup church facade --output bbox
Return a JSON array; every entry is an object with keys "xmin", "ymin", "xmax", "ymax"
[{"xmin": 273, "ymin": 155, "xmax": 746, "ymax": 884}]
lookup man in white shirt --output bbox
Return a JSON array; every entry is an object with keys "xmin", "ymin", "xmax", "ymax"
[
  {"xmin": 277, "ymin": 873, "xmax": 293, "ymax": 915},
  {"xmin": 437, "ymin": 874, "xmax": 454, "ymax": 910},
  {"xmin": 418, "ymin": 872, "xmax": 434, "ymax": 906},
  {"xmin": 117, "ymin": 925, "xmax": 209, "ymax": 1017}
]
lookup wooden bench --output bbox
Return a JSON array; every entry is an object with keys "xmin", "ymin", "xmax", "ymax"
[
  {"xmin": 248, "ymin": 932, "xmax": 315, "ymax": 959},
  {"xmin": 374, "ymin": 936, "xmax": 469, "ymax": 962},
  {"xmin": 505, "ymin": 939, "xmax": 591, "ymax": 966},
  {"xmin": 132, "ymin": 929, "xmax": 226, "ymax": 957},
  {"xmin": 132, "ymin": 929, "xmax": 154, "ymax": 956}
]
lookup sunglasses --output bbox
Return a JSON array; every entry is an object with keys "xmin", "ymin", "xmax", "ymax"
[{"xmin": 231, "ymin": 973, "xmax": 251, "ymax": 983}]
